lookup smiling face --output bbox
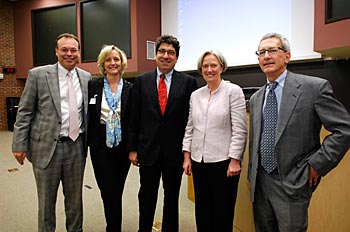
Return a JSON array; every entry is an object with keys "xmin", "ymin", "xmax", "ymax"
[
  {"xmin": 201, "ymin": 53, "xmax": 223, "ymax": 88},
  {"xmin": 155, "ymin": 43, "xmax": 178, "ymax": 74},
  {"xmin": 258, "ymin": 37, "xmax": 291, "ymax": 81},
  {"xmin": 55, "ymin": 36, "xmax": 80, "ymax": 71},
  {"xmin": 103, "ymin": 49, "xmax": 122, "ymax": 76}
]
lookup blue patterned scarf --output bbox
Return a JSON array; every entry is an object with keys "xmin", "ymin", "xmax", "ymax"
[{"xmin": 104, "ymin": 77, "xmax": 123, "ymax": 148}]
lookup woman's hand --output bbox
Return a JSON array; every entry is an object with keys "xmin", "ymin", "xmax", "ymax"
[
  {"xmin": 227, "ymin": 158, "xmax": 241, "ymax": 177},
  {"xmin": 183, "ymin": 151, "xmax": 192, "ymax": 175}
]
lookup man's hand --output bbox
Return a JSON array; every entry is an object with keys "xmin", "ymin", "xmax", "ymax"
[
  {"xmin": 13, "ymin": 152, "xmax": 27, "ymax": 165},
  {"xmin": 308, "ymin": 165, "xmax": 319, "ymax": 187},
  {"xmin": 129, "ymin": 151, "xmax": 139, "ymax": 166}
]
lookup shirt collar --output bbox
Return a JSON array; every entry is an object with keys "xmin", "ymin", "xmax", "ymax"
[
  {"xmin": 266, "ymin": 69, "xmax": 287, "ymax": 89},
  {"xmin": 58, "ymin": 62, "xmax": 76, "ymax": 77},
  {"xmin": 157, "ymin": 68, "xmax": 174, "ymax": 81}
]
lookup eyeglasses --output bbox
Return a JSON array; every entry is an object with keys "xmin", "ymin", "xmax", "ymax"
[
  {"xmin": 255, "ymin": 47, "xmax": 286, "ymax": 57},
  {"xmin": 58, "ymin": 47, "xmax": 79, "ymax": 54},
  {"xmin": 157, "ymin": 49, "xmax": 176, "ymax": 56}
]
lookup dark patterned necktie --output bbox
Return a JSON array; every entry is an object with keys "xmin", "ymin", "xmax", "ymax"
[
  {"xmin": 260, "ymin": 82, "xmax": 278, "ymax": 173},
  {"xmin": 158, "ymin": 74, "xmax": 167, "ymax": 115}
]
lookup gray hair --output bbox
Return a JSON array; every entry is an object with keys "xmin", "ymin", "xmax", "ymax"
[
  {"xmin": 197, "ymin": 50, "xmax": 228, "ymax": 74},
  {"xmin": 259, "ymin": 33, "xmax": 291, "ymax": 52}
]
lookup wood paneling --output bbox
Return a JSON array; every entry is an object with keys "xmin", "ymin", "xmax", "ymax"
[{"xmin": 187, "ymin": 114, "xmax": 350, "ymax": 231}]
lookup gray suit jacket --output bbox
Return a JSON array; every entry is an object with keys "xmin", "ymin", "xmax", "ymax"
[
  {"xmin": 248, "ymin": 71, "xmax": 350, "ymax": 202},
  {"xmin": 12, "ymin": 63, "xmax": 91, "ymax": 169}
]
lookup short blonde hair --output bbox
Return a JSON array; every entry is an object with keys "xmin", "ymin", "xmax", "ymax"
[
  {"xmin": 197, "ymin": 50, "xmax": 228, "ymax": 74},
  {"xmin": 97, "ymin": 45, "xmax": 127, "ymax": 75}
]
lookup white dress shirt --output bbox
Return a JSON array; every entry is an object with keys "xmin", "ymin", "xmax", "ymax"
[
  {"xmin": 182, "ymin": 80, "xmax": 247, "ymax": 163},
  {"xmin": 58, "ymin": 63, "xmax": 83, "ymax": 137}
]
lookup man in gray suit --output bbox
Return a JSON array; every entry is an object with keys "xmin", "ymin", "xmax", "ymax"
[
  {"xmin": 12, "ymin": 33, "xmax": 91, "ymax": 232},
  {"xmin": 248, "ymin": 32, "xmax": 350, "ymax": 232}
]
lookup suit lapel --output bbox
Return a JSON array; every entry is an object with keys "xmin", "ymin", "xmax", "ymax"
[
  {"xmin": 253, "ymin": 87, "xmax": 265, "ymax": 149},
  {"xmin": 275, "ymin": 72, "xmax": 301, "ymax": 144},
  {"xmin": 145, "ymin": 71, "xmax": 162, "ymax": 115},
  {"xmin": 46, "ymin": 64, "xmax": 61, "ymax": 116},
  {"xmin": 165, "ymin": 70, "xmax": 181, "ymax": 115},
  {"xmin": 94, "ymin": 78, "xmax": 104, "ymax": 120},
  {"xmin": 76, "ymin": 68, "xmax": 89, "ymax": 119},
  {"xmin": 121, "ymin": 80, "xmax": 131, "ymax": 119}
]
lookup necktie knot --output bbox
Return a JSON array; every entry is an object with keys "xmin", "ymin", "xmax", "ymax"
[
  {"xmin": 67, "ymin": 71, "xmax": 73, "ymax": 79},
  {"xmin": 268, "ymin": 82, "xmax": 277, "ymax": 90}
]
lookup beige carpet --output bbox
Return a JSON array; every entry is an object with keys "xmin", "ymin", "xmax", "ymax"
[{"xmin": 0, "ymin": 131, "xmax": 196, "ymax": 231}]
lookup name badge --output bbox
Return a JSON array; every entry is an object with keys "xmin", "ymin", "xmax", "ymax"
[{"xmin": 89, "ymin": 97, "xmax": 96, "ymax": 104}]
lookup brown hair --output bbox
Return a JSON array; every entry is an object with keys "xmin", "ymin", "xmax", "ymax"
[{"xmin": 56, "ymin": 33, "xmax": 80, "ymax": 49}]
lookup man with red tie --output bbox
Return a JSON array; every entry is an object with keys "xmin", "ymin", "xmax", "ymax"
[{"xmin": 128, "ymin": 35, "xmax": 198, "ymax": 232}]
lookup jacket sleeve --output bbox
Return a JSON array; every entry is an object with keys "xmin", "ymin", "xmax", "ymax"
[{"xmin": 12, "ymin": 70, "xmax": 38, "ymax": 152}]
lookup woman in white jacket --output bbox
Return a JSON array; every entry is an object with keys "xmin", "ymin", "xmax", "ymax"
[{"xmin": 182, "ymin": 50, "xmax": 247, "ymax": 232}]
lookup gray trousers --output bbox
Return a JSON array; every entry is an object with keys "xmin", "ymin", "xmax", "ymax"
[
  {"xmin": 253, "ymin": 167, "xmax": 313, "ymax": 232},
  {"xmin": 33, "ymin": 135, "xmax": 85, "ymax": 232}
]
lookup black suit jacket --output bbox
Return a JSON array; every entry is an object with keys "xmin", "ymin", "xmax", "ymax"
[
  {"xmin": 87, "ymin": 77, "xmax": 133, "ymax": 152},
  {"xmin": 128, "ymin": 70, "xmax": 198, "ymax": 166}
]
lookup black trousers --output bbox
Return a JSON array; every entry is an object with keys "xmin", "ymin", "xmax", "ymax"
[
  {"xmin": 192, "ymin": 159, "xmax": 240, "ymax": 232},
  {"xmin": 138, "ymin": 152, "xmax": 183, "ymax": 232},
  {"xmin": 90, "ymin": 145, "xmax": 131, "ymax": 232}
]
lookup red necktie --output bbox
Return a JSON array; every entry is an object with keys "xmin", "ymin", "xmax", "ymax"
[{"xmin": 158, "ymin": 74, "xmax": 167, "ymax": 115}]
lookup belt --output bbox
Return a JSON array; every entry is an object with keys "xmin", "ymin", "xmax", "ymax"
[
  {"xmin": 57, "ymin": 136, "xmax": 72, "ymax": 143},
  {"xmin": 57, "ymin": 133, "xmax": 85, "ymax": 143}
]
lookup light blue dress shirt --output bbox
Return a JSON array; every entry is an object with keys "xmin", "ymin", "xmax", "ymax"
[
  {"xmin": 156, "ymin": 68, "xmax": 173, "ymax": 96},
  {"xmin": 263, "ymin": 69, "xmax": 287, "ymax": 115}
]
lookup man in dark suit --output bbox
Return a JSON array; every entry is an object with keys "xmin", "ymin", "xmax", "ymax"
[
  {"xmin": 12, "ymin": 33, "xmax": 91, "ymax": 232},
  {"xmin": 128, "ymin": 35, "xmax": 198, "ymax": 232},
  {"xmin": 248, "ymin": 32, "xmax": 350, "ymax": 232}
]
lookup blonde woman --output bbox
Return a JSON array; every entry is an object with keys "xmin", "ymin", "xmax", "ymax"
[{"xmin": 87, "ymin": 45, "xmax": 132, "ymax": 232}]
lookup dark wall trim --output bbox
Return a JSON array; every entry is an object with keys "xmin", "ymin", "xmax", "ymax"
[{"xmin": 186, "ymin": 59, "xmax": 350, "ymax": 111}]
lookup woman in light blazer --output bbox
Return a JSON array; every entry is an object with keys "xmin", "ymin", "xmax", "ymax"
[{"xmin": 182, "ymin": 50, "xmax": 247, "ymax": 232}]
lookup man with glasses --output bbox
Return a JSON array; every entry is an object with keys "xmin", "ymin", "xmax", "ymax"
[
  {"xmin": 12, "ymin": 33, "xmax": 91, "ymax": 232},
  {"xmin": 248, "ymin": 32, "xmax": 350, "ymax": 231},
  {"xmin": 128, "ymin": 35, "xmax": 197, "ymax": 231}
]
